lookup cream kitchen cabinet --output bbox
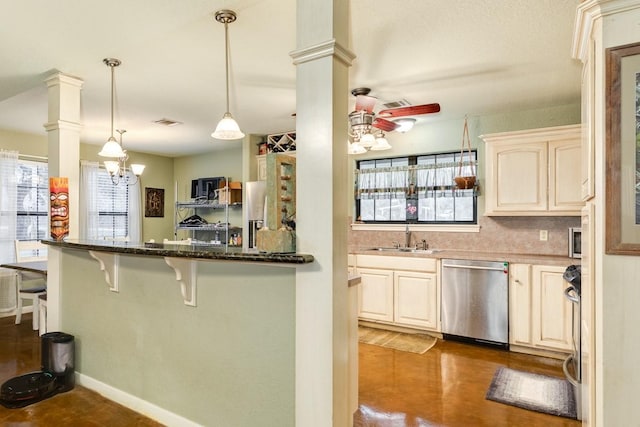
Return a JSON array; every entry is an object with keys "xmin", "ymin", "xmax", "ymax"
[
  {"xmin": 356, "ymin": 255, "xmax": 439, "ymax": 331},
  {"xmin": 509, "ymin": 263, "xmax": 572, "ymax": 354},
  {"xmin": 482, "ymin": 124, "xmax": 583, "ymax": 216},
  {"xmin": 256, "ymin": 155, "xmax": 267, "ymax": 181}
]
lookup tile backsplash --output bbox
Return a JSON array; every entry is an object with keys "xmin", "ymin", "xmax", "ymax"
[{"xmin": 349, "ymin": 216, "xmax": 581, "ymax": 256}]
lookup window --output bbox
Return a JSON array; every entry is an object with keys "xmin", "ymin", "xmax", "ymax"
[
  {"xmin": 16, "ymin": 160, "xmax": 48, "ymax": 240},
  {"xmin": 355, "ymin": 151, "xmax": 477, "ymax": 224},
  {"xmin": 96, "ymin": 170, "xmax": 130, "ymax": 239}
]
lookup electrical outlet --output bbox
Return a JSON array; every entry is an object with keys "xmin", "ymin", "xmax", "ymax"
[{"xmin": 539, "ymin": 230, "xmax": 548, "ymax": 241}]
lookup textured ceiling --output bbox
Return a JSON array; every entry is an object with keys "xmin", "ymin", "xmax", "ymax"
[{"xmin": 0, "ymin": 0, "xmax": 581, "ymax": 157}]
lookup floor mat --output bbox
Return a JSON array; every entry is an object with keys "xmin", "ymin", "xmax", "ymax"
[
  {"xmin": 358, "ymin": 326, "xmax": 437, "ymax": 354},
  {"xmin": 486, "ymin": 366, "xmax": 577, "ymax": 419}
]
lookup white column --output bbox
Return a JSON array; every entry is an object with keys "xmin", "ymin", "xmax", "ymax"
[
  {"xmin": 43, "ymin": 72, "xmax": 83, "ymax": 332},
  {"xmin": 291, "ymin": 1, "xmax": 355, "ymax": 426}
]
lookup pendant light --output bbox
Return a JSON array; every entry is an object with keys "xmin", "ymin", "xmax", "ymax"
[
  {"xmin": 211, "ymin": 10, "xmax": 245, "ymax": 140},
  {"xmin": 99, "ymin": 58, "xmax": 126, "ymax": 158}
]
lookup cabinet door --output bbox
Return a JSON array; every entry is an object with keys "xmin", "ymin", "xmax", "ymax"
[
  {"xmin": 509, "ymin": 264, "xmax": 532, "ymax": 346},
  {"xmin": 531, "ymin": 265, "xmax": 572, "ymax": 352},
  {"xmin": 357, "ymin": 268, "xmax": 394, "ymax": 322},
  {"xmin": 394, "ymin": 271, "xmax": 438, "ymax": 330},
  {"xmin": 485, "ymin": 141, "xmax": 547, "ymax": 214},
  {"xmin": 257, "ymin": 155, "xmax": 267, "ymax": 181},
  {"xmin": 548, "ymin": 139, "xmax": 583, "ymax": 212}
]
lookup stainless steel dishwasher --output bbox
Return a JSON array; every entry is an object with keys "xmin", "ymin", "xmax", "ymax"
[{"xmin": 441, "ymin": 259, "xmax": 509, "ymax": 347}]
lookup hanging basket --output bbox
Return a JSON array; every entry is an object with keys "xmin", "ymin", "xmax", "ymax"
[{"xmin": 454, "ymin": 116, "xmax": 476, "ymax": 190}]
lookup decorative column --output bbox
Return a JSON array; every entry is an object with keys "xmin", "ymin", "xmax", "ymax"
[
  {"xmin": 291, "ymin": 0, "xmax": 356, "ymax": 425},
  {"xmin": 43, "ymin": 72, "xmax": 83, "ymax": 332}
]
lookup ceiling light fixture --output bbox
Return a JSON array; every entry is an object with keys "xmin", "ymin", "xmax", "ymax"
[
  {"xmin": 211, "ymin": 9, "xmax": 245, "ymax": 141},
  {"xmin": 394, "ymin": 118, "xmax": 416, "ymax": 133},
  {"xmin": 99, "ymin": 58, "xmax": 126, "ymax": 158},
  {"xmin": 103, "ymin": 129, "xmax": 145, "ymax": 186}
]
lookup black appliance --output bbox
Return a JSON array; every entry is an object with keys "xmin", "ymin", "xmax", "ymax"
[
  {"xmin": 191, "ymin": 177, "xmax": 226, "ymax": 201},
  {"xmin": 562, "ymin": 265, "xmax": 582, "ymax": 421},
  {"xmin": 0, "ymin": 332, "xmax": 75, "ymax": 408}
]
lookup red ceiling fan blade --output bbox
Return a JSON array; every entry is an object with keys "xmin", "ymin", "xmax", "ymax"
[
  {"xmin": 377, "ymin": 103, "xmax": 441, "ymax": 118},
  {"xmin": 372, "ymin": 117, "xmax": 400, "ymax": 132},
  {"xmin": 355, "ymin": 95, "xmax": 377, "ymax": 113}
]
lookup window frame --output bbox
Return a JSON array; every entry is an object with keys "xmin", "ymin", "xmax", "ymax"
[{"xmin": 354, "ymin": 150, "xmax": 478, "ymax": 225}]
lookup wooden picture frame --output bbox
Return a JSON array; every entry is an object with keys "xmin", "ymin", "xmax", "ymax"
[
  {"xmin": 605, "ymin": 42, "xmax": 640, "ymax": 254},
  {"xmin": 145, "ymin": 187, "xmax": 165, "ymax": 218}
]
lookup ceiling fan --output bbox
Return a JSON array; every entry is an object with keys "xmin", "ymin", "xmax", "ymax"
[{"xmin": 348, "ymin": 87, "xmax": 440, "ymax": 153}]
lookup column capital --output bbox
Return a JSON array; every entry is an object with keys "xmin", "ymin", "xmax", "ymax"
[
  {"xmin": 43, "ymin": 120, "xmax": 82, "ymax": 132},
  {"xmin": 290, "ymin": 39, "xmax": 356, "ymax": 66},
  {"xmin": 44, "ymin": 72, "xmax": 84, "ymax": 89}
]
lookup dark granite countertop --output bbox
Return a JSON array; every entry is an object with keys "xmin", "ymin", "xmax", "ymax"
[
  {"xmin": 352, "ymin": 248, "xmax": 578, "ymax": 267},
  {"xmin": 42, "ymin": 239, "xmax": 314, "ymax": 265}
]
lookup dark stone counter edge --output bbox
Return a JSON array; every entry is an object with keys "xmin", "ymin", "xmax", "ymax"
[{"xmin": 42, "ymin": 240, "xmax": 315, "ymax": 265}]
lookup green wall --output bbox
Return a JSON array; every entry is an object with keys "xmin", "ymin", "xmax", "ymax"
[
  {"xmin": 59, "ymin": 248, "xmax": 296, "ymax": 426},
  {"xmin": 172, "ymin": 146, "xmax": 244, "ymax": 241},
  {"xmin": 0, "ymin": 129, "xmax": 175, "ymax": 242}
]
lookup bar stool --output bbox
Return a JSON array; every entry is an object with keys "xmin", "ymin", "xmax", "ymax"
[{"xmin": 38, "ymin": 294, "xmax": 47, "ymax": 336}]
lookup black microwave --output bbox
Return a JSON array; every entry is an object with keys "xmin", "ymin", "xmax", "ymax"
[{"xmin": 569, "ymin": 227, "xmax": 581, "ymax": 258}]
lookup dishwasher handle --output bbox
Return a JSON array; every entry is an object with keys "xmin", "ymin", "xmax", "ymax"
[{"xmin": 442, "ymin": 263, "xmax": 507, "ymax": 272}]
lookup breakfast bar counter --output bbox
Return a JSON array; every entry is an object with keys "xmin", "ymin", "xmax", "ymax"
[
  {"xmin": 42, "ymin": 238, "xmax": 314, "ymax": 426},
  {"xmin": 43, "ymin": 239, "xmax": 314, "ymax": 264}
]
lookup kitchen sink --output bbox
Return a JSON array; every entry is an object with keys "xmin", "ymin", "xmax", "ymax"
[{"xmin": 369, "ymin": 247, "xmax": 441, "ymax": 254}]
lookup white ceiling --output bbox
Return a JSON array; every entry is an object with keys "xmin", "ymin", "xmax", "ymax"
[{"xmin": 0, "ymin": 0, "xmax": 582, "ymax": 157}]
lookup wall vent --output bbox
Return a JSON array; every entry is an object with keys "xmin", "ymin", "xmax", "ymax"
[{"xmin": 382, "ymin": 99, "xmax": 411, "ymax": 109}]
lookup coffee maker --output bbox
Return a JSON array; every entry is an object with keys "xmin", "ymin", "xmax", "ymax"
[{"xmin": 0, "ymin": 332, "xmax": 75, "ymax": 408}]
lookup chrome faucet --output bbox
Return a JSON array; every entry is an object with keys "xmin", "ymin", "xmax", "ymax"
[
  {"xmin": 421, "ymin": 239, "xmax": 428, "ymax": 250},
  {"xmin": 405, "ymin": 223, "xmax": 412, "ymax": 249}
]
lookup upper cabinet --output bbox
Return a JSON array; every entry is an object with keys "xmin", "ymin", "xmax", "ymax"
[{"xmin": 482, "ymin": 124, "xmax": 583, "ymax": 216}]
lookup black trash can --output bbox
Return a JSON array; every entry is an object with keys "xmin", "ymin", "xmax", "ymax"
[{"xmin": 41, "ymin": 332, "xmax": 75, "ymax": 392}]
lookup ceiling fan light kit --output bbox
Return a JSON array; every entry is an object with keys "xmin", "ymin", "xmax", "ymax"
[
  {"xmin": 393, "ymin": 118, "xmax": 416, "ymax": 133},
  {"xmin": 211, "ymin": 9, "xmax": 245, "ymax": 141},
  {"xmin": 347, "ymin": 87, "xmax": 440, "ymax": 154}
]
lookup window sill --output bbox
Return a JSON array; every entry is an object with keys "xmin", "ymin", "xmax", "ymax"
[{"xmin": 350, "ymin": 223, "xmax": 480, "ymax": 233}]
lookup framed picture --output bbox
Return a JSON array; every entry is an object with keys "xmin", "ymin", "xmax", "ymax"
[
  {"xmin": 145, "ymin": 187, "xmax": 165, "ymax": 218},
  {"xmin": 605, "ymin": 42, "xmax": 640, "ymax": 255}
]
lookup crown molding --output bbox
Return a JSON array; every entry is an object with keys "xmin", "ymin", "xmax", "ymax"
[{"xmin": 290, "ymin": 39, "xmax": 356, "ymax": 67}]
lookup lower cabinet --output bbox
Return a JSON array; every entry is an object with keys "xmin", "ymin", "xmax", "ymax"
[
  {"xmin": 356, "ymin": 255, "xmax": 439, "ymax": 332},
  {"xmin": 509, "ymin": 263, "xmax": 572, "ymax": 353}
]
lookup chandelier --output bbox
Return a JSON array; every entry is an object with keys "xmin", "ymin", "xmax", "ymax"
[
  {"xmin": 348, "ymin": 110, "xmax": 392, "ymax": 154},
  {"xmin": 211, "ymin": 10, "xmax": 244, "ymax": 140},
  {"xmin": 98, "ymin": 58, "xmax": 145, "ymax": 185},
  {"xmin": 103, "ymin": 130, "xmax": 145, "ymax": 185}
]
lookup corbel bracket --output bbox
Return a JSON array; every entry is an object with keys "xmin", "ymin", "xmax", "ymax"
[
  {"xmin": 88, "ymin": 251, "xmax": 119, "ymax": 292},
  {"xmin": 164, "ymin": 257, "xmax": 197, "ymax": 307}
]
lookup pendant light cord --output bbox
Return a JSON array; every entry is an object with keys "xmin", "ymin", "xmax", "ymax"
[
  {"xmin": 110, "ymin": 64, "xmax": 115, "ymax": 139},
  {"xmin": 224, "ymin": 21, "xmax": 230, "ymax": 114}
]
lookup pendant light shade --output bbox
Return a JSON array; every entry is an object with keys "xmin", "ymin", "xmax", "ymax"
[
  {"xmin": 99, "ymin": 138, "xmax": 126, "ymax": 157},
  {"xmin": 211, "ymin": 10, "xmax": 244, "ymax": 141},
  {"xmin": 212, "ymin": 112, "xmax": 244, "ymax": 140}
]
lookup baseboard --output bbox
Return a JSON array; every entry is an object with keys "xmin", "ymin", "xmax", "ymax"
[
  {"xmin": 76, "ymin": 372, "xmax": 202, "ymax": 427},
  {"xmin": 0, "ymin": 306, "xmax": 33, "ymax": 319}
]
